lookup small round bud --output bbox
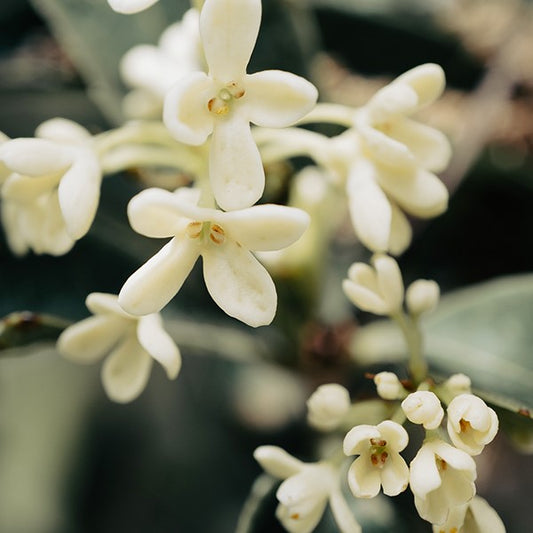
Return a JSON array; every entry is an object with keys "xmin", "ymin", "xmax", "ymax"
[
  {"xmin": 406, "ymin": 279, "xmax": 439, "ymax": 316},
  {"xmin": 444, "ymin": 373, "xmax": 472, "ymax": 396},
  {"xmin": 401, "ymin": 391, "xmax": 443, "ymax": 429},
  {"xmin": 374, "ymin": 372, "xmax": 405, "ymax": 400},
  {"xmin": 307, "ymin": 383, "xmax": 350, "ymax": 431}
]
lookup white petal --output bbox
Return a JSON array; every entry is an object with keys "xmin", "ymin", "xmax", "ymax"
[
  {"xmin": 86, "ymin": 292, "xmax": 132, "ymax": 318},
  {"xmin": 387, "ymin": 118, "xmax": 451, "ymax": 173},
  {"xmin": 342, "ymin": 279, "xmax": 388, "ymax": 315},
  {"xmin": 210, "ymin": 114, "xmax": 264, "ymax": 210},
  {"xmin": 377, "ymin": 167, "xmax": 448, "ymax": 218},
  {"xmin": 200, "ymin": 0, "xmax": 261, "ymax": 82},
  {"xmin": 107, "ymin": 0, "xmax": 159, "ymax": 14},
  {"xmin": 329, "ymin": 488, "xmax": 362, "ymax": 533},
  {"xmin": 467, "ymin": 496, "xmax": 506, "ymax": 533},
  {"xmin": 35, "ymin": 118, "xmax": 91, "ymax": 143},
  {"xmin": 163, "ymin": 72, "xmax": 214, "ymax": 145},
  {"xmin": 1, "ymin": 201, "xmax": 29, "ymax": 256},
  {"xmin": 394, "ymin": 63, "xmax": 445, "ymax": 109},
  {"xmin": 367, "ymin": 83, "xmax": 419, "ymax": 120},
  {"xmin": 58, "ymin": 149, "xmax": 101, "ymax": 239},
  {"xmin": 347, "ymin": 161, "xmax": 392, "ymax": 252},
  {"xmin": 57, "ymin": 315, "xmax": 127, "ymax": 364},
  {"xmin": 1, "ymin": 172, "xmax": 60, "ymax": 202},
  {"xmin": 377, "ymin": 420, "xmax": 409, "ymax": 451},
  {"xmin": 388, "ymin": 202, "xmax": 412, "ymax": 256},
  {"xmin": 37, "ymin": 191, "xmax": 76, "ymax": 255},
  {"xmin": 348, "ymin": 456, "xmax": 381, "ymax": 498},
  {"xmin": 101, "ymin": 336, "xmax": 153, "ymax": 403},
  {"xmin": 219, "ymin": 204, "xmax": 309, "ymax": 251},
  {"xmin": 202, "ymin": 239, "xmax": 276, "ymax": 327},
  {"xmin": 344, "ymin": 424, "xmax": 380, "ymax": 455},
  {"xmin": 381, "ymin": 453, "xmax": 409, "ymax": 496},
  {"xmin": 137, "ymin": 314, "xmax": 181, "ymax": 379},
  {"xmin": 253, "ymin": 446, "xmax": 304, "ymax": 479},
  {"xmin": 127, "ymin": 188, "xmax": 193, "ymax": 238},
  {"xmin": 119, "ymin": 237, "xmax": 200, "ymax": 315},
  {"xmin": 409, "ymin": 443, "xmax": 442, "ymax": 499},
  {"xmin": 246, "ymin": 70, "xmax": 317, "ymax": 127},
  {"xmin": 276, "ymin": 499, "xmax": 326, "ymax": 533},
  {"xmin": 373, "ymin": 254, "xmax": 404, "ymax": 313},
  {"xmin": 1, "ymin": 138, "xmax": 72, "ymax": 176}
]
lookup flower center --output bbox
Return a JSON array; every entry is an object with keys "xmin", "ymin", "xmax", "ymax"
[
  {"xmin": 459, "ymin": 418, "xmax": 472, "ymax": 433},
  {"xmin": 369, "ymin": 438, "xmax": 388, "ymax": 468},
  {"xmin": 186, "ymin": 221, "xmax": 226, "ymax": 245},
  {"xmin": 436, "ymin": 456, "xmax": 448, "ymax": 472},
  {"xmin": 208, "ymin": 81, "xmax": 246, "ymax": 116}
]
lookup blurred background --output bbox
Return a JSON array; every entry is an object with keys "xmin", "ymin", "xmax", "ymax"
[{"xmin": 1, "ymin": 0, "xmax": 533, "ymax": 531}]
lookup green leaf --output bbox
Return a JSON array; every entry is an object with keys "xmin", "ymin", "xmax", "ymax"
[
  {"xmin": 352, "ymin": 274, "xmax": 533, "ymax": 413},
  {"xmin": 0, "ymin": 312, "xmax": 70, "ymax": 352}
]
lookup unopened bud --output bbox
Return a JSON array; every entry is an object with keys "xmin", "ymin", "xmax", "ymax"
[
  {"xmin": 406, "ymin": 279, "xmax": 439, "ymax": 316},
  {"xmin": 402, "ymin": 391, "xmax": 443, "ymax": 429},
  {"xmin": 374, "ymin": 372, "xmax": 405, "ymax": 400},
  {"xmin": 307, "ymin": 383, "xmax": 350, "ymax": 431}
]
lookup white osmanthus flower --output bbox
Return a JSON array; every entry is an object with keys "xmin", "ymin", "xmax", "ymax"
[
  {"xmin": 443, "ymin": 374, "xmax": 472, "ymax": 397},
  {"xmin": 254, "ymin": 446, "xmax": 362, "ymax": 533},
  {"xmin": 57, "ymin": 292, "xmax": 181, "ymax": 403},
  {"xmin": 120, "ymin": 9, "xmax": 203, "ymax": 118},
  {"xmin": 0, "ymin": 118, "xmax": 101, "ymax": 256},
  {"xmin": 431, "ymin": 496, "xmax": 506, "ymax": 533},
  {"xmin": 107, "ymin": 0, "xmax": 159, "ymax": 14},
  {"xmin": 306, "ymin": 383, "xmax": 351, "ymax": 431},
  {"xmin": 342, "ymin": 254, "xmax": 404, "ymax": 316},
  {"xmin": 343, "ymin": 420, "xmax": 409, "ymax": 498},
  {"xmin": 446, "ymin": 394, "xmax": 499, "ymax": 456},
  {"xmin": 406, "ymin": 279, "xmax": 440, "ymax": 316},
  {"xmin": 163, "ymin": 0, "xmax": 318, "ymax": 211},
  {"xmin": 347, "ymin": 64, "xmax": 450, "ymax": 253},
  {"xmin": 402, "ymin": 391, "xmax": 444, "ymax": 430},
  {"xmin": 410, "ymin": 438, "xmax": 477, "ymax": 526},
  {"xmin": 373, "ymin": 371, "xmax": 406, "ymax": 400},
  {"xmin": 118, "ymin": 187, "xmax": 309, "ymax": 327}
]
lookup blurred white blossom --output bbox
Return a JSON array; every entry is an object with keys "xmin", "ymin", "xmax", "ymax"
[
  {"xmin": 107, "ymin": 0, "xmax": 159, "ymax": 14},
  {"xmin": 58, "ymin": 292, "xmax": 181, "ymax": 403},
  {"xmin": 373, "ymin": 372, "xmax": 405, "ymax": 400},
  {"xmin": 307, "ymin": 383, "xmax": 351, "ymax": 431},
  {"xmin": 406, "ymin": 279, "xmax": 440, "ymax": 316},
  {"xmin": 118, "ymin": 187, "xmax": 309, "ymax": 326},
  {"xmin": 163, "ymin": 0, "xmax": 317, "ymax": 210}
]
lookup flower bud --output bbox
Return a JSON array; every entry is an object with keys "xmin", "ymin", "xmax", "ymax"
[
  {"xmin": 444, "ymin": 373, "xmax": 471, "ymax": 396},
  {"xmin": 447, "ymin": 394, "xmax": 499, "ymax": 455},
  {"xmin": 343, "ymin": 254, "xmax": 404, "ymax": 316},
  {"xmin": 307, "ymin": 383, "xmax": 350, "ymax": 431},
  {"xmin": 406, "ymin": 279, "xmax": 439, "ymax": 316},
  {"xmin": 374, "ymin": 372, "xmax": 405, "ymax": 400},
  {"xmin": 401, "ymin": 391, "xmax": 443, "ymax": 429}
]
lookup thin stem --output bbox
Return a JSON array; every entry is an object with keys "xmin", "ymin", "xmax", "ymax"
[{"xmin": 392, "ymin": 311, "xmax": 427, "ymax": 386}]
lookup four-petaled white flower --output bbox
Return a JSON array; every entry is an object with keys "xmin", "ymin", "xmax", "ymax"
[
  {"xmin": 431, "ymin": 495, "xmax": 506, "ymax": 533},
  {"xmin": 410, "ymin": 438, "xmax": 477, "ymax": 526},
  {"xmin": 342, "ymin": 254, "xmax": 404, "ymax": 316},
  {"xmin": 402, "ymin": 391, "xmax": 444, "ymax": 430},
  {"xmin": 446, "ymin": 394, "xmax": 499, "ymax": 456},
  {"xmin": 343, "ymin": 420, "xmax": 409, "ymax": 498},
  {"xmin": 58, "ymin": 292, "xmax": 181, "ymax": 403},
  {"xmin": 118, "ymin": 187, "xmax": 309, "ymax": 327},
  {"xmin": 163, "ymin": 0, "xmax": 318, "ymax": 211},
  {"xmin": 306, "ymin": 383, "xmax": 351, "ymax": 431},
  {"xmin": 120, "ymin": 9, "xmax": 203, "ymax": 118},
  {"xmin": 254, "ymin": 445, "xmax": 362, "ymax": 533},
  {"xmin": 0, "ymin": 118, "xmax": 101, "ymax": 256},
  {"xmin": 347, "ymin": 64, "xmax": 450, "ymax": 253},
  {"xmin": 107, "ymin": 0, "xmax": 159, "ymax": 15}
]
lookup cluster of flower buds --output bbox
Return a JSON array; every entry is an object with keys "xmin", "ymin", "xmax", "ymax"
[{"xmin": 256, "ymin": 378, "xmax": 503, "ymax": 533}]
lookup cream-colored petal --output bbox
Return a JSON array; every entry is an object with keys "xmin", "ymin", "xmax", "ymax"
[
  {"xmin": 1, "ymin": 201, "xmax": 29, "ymax": 256},
  {"xmin": 373, "ymin": 254, "xmax": 404, "ymax": 312},
  {"xmin": 347, "ymin": 262, "xmax": 379, "ymax": 291},
  {"xmin": 0, "ymin": 138, "xmax": 72, "ymax": 176},
  {"xmin": 366, "ymin": 83, "xmax": 418, "ymax": 121},
  {"xmin": 137, "ymin": 314, "xmax": 181, "ymax": 379},
  {"xmin": 57, "ymin": 315, "xmax": 127, "ymax": 364},
  {"xmin": 381, "ymin": 453, "xmax": 409, "ymax": 496},
  {"xmin": 119, "ymin": 237, "xmax": 200, "ymax": 315},
  {"xmin": 409, "ymin": 443, "xmax": 442, "ymax": 499},
  {"xmin": 86, "ymin": 292, "xmax": 132, "ymax": 318},
  {"xmin": 342, "ymin": 279, "xmax": 389, "ymax": 315},
  {"xmin": 394, "ymin": 63, "xmax": 445, "ymax": 110},
  {"xmin": 37, "ymin": 191, "xmax": 76, "ymax": 256},
  {"xmin": 202, "ymin": 239, "xmax": 276, "ymax": 327},
  {"xmin": 387, "ymin": 118, "xmax": 451, "ymax": 173},
  {"xmin": 466, "ymin": 496, "xmax": 506, "ymax": 533},
  {"xmin": 101, "ymin": 336, "xmax": 153, "ymax": 403},
  {"xmin": 348, "ymin": 455, "xmax": 382, "ymax": 498},
  {"xmin": 58, "ymin": 150, "xmax": 101, "ymax": 239},
  {"xmin": 347, "ymin": 161, "xmax": 392, "ymax": 252},
  {"xmin": 245, "ymin": 70, "xmax": 317, "ymax": 127},
  {"xmin": 219, "ymin": 204, "xmax": 309, "ymax": 251},
  {"xmin": 377, "ymin": 420, "xmax": 409, "ymax": 451},
  {"xmin": 344, "ymin": 424, "xmax": 381, "ymax": 455},
  {"xmin": 329, "ymin": 488, "xmax": 362, "ymax": 533},
  {"xmin": 388, "ymin": 202, "xmax": 412, "ymax": 256},
  {"xmin": 107, "ymin": 0, "xmax": 159, "ymax": 14},
  {"xmin": 276, "ymin": 498, "xmax": 326, "ymax": 533},
  {"xmin": 1, "ymin": 172, "xmax": 60, "ymax": 202},
  {"xmin": 200, "ymin": 0, "xmax": 261, "ymax": 82},
  {"xmin": 35, "ymin": 118, "xmax": 91, "ymax": 143},
  {"xmin": 163, "ymin": 72, "xmax": 214, "ymax": 145},
  {"xmin": 210, "ymin": 114, "xmax": 264, "ymax": 210},
  {"xmin": 254, "ymin": 446, "xmax": 304, "ymax": 479},
  {"xmin": 377, "ymin": 167, "xmax": 448, "ymax": 218},
  {"xmin": 127, "ymin": 188, "xmax": 193, "ymax": 238}
]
